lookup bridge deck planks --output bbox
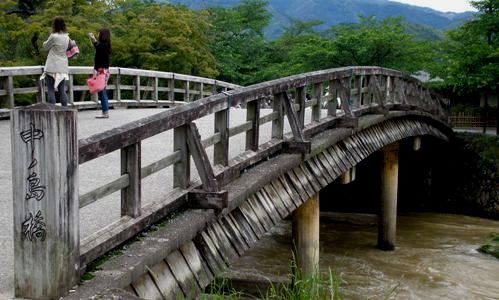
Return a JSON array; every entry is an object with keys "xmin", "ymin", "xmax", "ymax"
[
  {"xmin": 132, "ymin": 271, "xmax": 165, "ymax": 300},
  {"xmin": 226, "ymin": 212, "xmax": 256, "ymax": 247},
  {"xmin": 269, "ymin": 179, "xmax": 296, "ymax": 213},
  {"xmin": 321, "ymin": 149, "xmax": 341, "ymax": 178},
  {"xmin": 179, "ymin": 241, "xmax": 213, "ymax": 290},
  {"xmin": 286, "ymin": 170, "xmax": 310, "ymax": 201},
  {"xmin": 194, "ymin": 232, "xmax": 226, "ymax": 275},
  {"xmin": 299, "ymin": 164, "xmax": 322, "ymax": 193},
  {"xmin": 247, "ymin": 196, "xmax": 273, "ymax": 232},
  {"xmin": 165, "ymin": 250, "xmax": 201, "ymax": 297},
  {"xmin": 219, "ymin": 217, "xmax": 249, "ymax": 255},
  {"xmin": 306, "ymin": 158, "xmax": 330, "ymax": 187},
  {"xmin": 262, "ymin": 184, "xmax": 291, "ymax": 218},
  {"xmin": 206, "ymin": 225, "xmax": 239, "ymax": 265},
  {"xmin": 149, "ymin": 260, "xmax": 183, "ymax": 300},
  {"xmin": 238, "ymin": 202, "xmax": 266, "ymax": 238},
  {"xmin": 255, "ymin": 191, "xmax": 281, "ymax": 225},
  {"xmin": 231, "ymin": 208, "xmax": 259, "ymax": 245},
  {"xmin": 278, "ymin": 175, "xmax": 304, "ymax": 208},
  {"xmin": 212, "ymin": 221, "xmax": 243, "ymax": 259},
  {"xmin": 316, "ymin": 153, "xmax": 338, "ymax": 180}
]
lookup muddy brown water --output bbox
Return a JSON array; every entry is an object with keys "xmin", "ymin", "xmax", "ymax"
[{"xmin": 230, "ymin": 213, "xmax": 499, "ymax": 299}]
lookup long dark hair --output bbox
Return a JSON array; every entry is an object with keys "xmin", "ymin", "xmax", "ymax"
[
  {"xmin": 52, "ymin": 16, "xmax": 67, "ymax": 33},
  {"xmin": 98, "ymin": 28, "xmax": 112, "ymax": 54}
]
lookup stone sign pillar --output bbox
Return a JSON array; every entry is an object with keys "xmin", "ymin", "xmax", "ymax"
[{"xmin": 11, "ymin": 103, "xmax": 79, "ymax": 299}]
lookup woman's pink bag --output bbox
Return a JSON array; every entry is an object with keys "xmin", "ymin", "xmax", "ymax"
[{"xmin": 86, "ymin": 74, "xmax": 106, "ymax": 94}]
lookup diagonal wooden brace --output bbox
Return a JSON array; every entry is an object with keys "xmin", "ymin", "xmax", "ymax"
[
  {"xmin": 184, "ymin": 122, "xmax": 228, "ymax": 210},
  {"xmin": 281, "ymin": 92, "xmax": 311, "ymax": 155},
  {"xmin": 185, "ymin": 122, "xmax": 218, "ymax": 192},
  {"xmin": 281, "ymin": 91, "xmax": 305, "ymax": 142}
]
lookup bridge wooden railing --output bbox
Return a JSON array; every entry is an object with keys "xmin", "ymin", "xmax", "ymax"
[
  {"xmin": 0, "ymin": 66, "xmax": 240, "ymax": 110},
  {"xmin": 11, "ymin": 66, "xmax": 449, "ymax": 298}
]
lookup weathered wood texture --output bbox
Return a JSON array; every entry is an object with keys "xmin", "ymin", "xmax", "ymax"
[
  {"xmin": 378, "ymin": 142, "xmax": 399, "ymax": 251},
  {"xmin": 12, "ymin": 103, "xmax": 79, "ymax": 299},
  {"xmin": 292, "ymin": 193, "xmax": 320, "ymax": 277}
]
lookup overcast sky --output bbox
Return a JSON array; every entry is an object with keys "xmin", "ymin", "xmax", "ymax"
[{"xmin": 391, "ymin": 0, "xmax": 475, "ymax": 12}]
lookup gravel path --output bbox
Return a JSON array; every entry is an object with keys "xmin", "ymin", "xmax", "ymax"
[{"xmin": 0, "ymin": 106, "xmax": 296, "ymax": 298}]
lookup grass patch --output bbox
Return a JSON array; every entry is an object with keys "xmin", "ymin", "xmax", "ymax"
[
  {"xmin": 80, "ymin": 248, "xmax": 124, "ymax": 282},
  {"xmin": 478, "ymin": 233, "xmax": 499, "ymax": 259},
  {"xmin": 262, "ymin": 268, "xmax": 341, "ymax": 300}
]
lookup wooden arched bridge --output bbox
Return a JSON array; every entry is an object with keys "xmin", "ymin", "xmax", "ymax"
[{"xmin": 7, "ymin": 66, "xmax": 452, "ymax": 299}]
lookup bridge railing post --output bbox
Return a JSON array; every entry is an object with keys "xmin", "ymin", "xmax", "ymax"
[
  {"xmin": 6, "ymin": 75, "xmax": 14, "ymax": 108},
  {"xmin": 11, "ymin": 103, "xmax": 79, "ymax": 299},
  {"xmin": 174, "ymin": 126, "xmax": 190, "ymax": 188},
  {"xmin": 68, "ymin": 74, "xmax": 74, "ymax": 105},
  {"xmin": 272, "ymin": 93, "xmax": 284, "ymax": 139},
  {"xmin": 121, "ymin": 141, "xmax": 142, "ymax": 217},
  {"xmin": 246, "ymin": 99, "xmax": 260, "ymax": 151},
  {"xmin": 184, "ymin": 81, "xmax": 190, "ymax": 102},
  {"xmin": 214, "ymin": 106, "xmax": 229, "ymax": 166},
  {"xmin": 296, "ymin": 86, "xmax": 306, "ymax": 124},
  {"xmin": 114, "ymin": 71, "xmax": 121, "ymax": 102},
  {"xmin": 169, "ymin": 77, "xmax": 175, "ymax": 103},
  {"xmin": 326, "ymin": 80, "xmax": 337, "ymax": 117},
  {"xmin": 153, "ymin": 77, "xmax": 159, "ymax": 102},
  {"xmin": 134, "ymin": 75, "xmax": 141, "ymax": 102},
  {"xmin": 312, "ymin": 83, "xmax": 323, "ymax": 122}
]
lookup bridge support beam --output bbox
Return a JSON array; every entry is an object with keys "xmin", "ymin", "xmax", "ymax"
[
  {"xmin": 292, "ymin": 193, "xmax": 320, "ymax": 277},
  {"xmin": 340, "ymin": 166, "xmax": 356, "ymax": 184},
  {"xmin": 11, "ymin": 103, "xmax": 79, "ymax": 299},
  {"xmin": 413, "ymin": 136, "xmax": 422, "ymax": 151},
  {"xmin": 378, "ymin": 143, "xmax": 399, "ymax": 251}
]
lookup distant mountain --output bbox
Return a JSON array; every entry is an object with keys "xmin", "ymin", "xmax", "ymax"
[{"xmin": 164, "ymin": 0, "xmax": 474, "ymax": 38}]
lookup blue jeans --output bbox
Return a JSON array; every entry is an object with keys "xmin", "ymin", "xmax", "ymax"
[
  {"xmin": 45, "ymin": 75, "xmax": 68, "ymax": 106},
  {"xmin": 98, "ymin": 88, "xmax": 109, "ymax": 113}
]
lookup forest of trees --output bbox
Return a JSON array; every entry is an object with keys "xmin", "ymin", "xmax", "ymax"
[{"xmin": 1, "ymin": 0, "xmax": 498, "ymax": 114}]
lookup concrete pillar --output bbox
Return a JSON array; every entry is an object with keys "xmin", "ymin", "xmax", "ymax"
[
  {"xmin": 11, "ymin": 103, "xmax": 79, "ymax": 298},
  {"xmin": 292, "ymin": 193, "xmax": 320, "ymax": 277},
  {"xmin": 378, "ymin": 143, "xmax": 399, "ymax": 251}
]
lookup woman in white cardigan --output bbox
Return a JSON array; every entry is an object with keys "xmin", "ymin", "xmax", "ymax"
[{"xmin": 42, "ymin": 16, "xmax": 69, "ymax": 106}]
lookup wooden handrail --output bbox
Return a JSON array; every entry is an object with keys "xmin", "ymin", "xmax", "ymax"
[{"xmin": 0, "ymin": 66, "xmax": 240, "ymax": 109}]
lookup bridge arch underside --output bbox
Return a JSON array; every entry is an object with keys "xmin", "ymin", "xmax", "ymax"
[{"xmin": 125, "ymin": 116, "xmax": 451, "ymax": 299}]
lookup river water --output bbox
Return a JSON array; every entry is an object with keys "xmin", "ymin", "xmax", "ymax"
[{"xmin": 229, "ymin": 213, "xmax": 499, "ymax": 299}]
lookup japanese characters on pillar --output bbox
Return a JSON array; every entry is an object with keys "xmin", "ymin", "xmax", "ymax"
[
  {"xmin": 12, "ymin": 103, "xmax": 79, "ymax": 299},
  {"xmin": 20, "ymin": 122, "xmax": 47, "ymax": 242}
]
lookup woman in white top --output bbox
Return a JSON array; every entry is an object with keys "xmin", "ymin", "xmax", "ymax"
[{"xmin": 42, "ymin": 16, "xmax": 69, "ymax": 106}]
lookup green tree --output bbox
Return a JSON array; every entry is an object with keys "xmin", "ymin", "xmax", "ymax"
[
  {"xmin": 207, "ymin": 0, "xmax": 271, "ymax": 85},
  {"xmin": 109, "ymin": 1, "xmax": 216, "ymax": 77},
  {"xmin": 0, "ymin": 0, "xmax": 217, "ymax": 77},
  {"xmin": 258, "ymin": 20, "xmax": 335, "ymax": 80},
  {"xmin": 436, "ymin": 0, "xmax": 499, "ymax": 133},
  {"xmin": 327, "ymin": 16, "xmax": 434, "ymax": 73}
]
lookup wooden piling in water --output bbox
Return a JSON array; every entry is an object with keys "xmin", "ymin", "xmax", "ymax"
[
  {"xmin": 292, "ymin": 193, "xmax": 320, "ymax": 276},
  {"xmin": 378, "ymin": 142, "xmax": 399, "ymax": 251}
]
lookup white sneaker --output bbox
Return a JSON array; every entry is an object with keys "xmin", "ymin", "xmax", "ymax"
[{"xmin": 95, "ymin": 113, "xmax": 109, "ymax": 119}]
